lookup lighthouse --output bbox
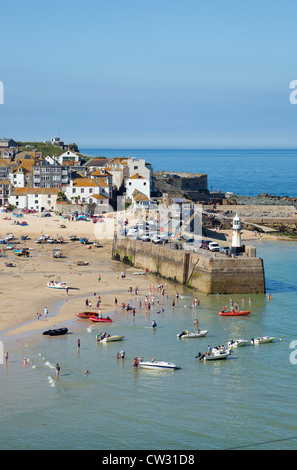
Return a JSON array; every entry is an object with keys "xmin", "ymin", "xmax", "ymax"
[{"xmin": 231, "ymin": 213, "xmax": 242, "ymax": 254}]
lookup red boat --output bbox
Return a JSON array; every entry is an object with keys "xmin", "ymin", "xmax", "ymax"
[
  {"xmin": 219, "ymin": 310, "xmax": 250, "ymax": 316},
  {"xmin": 89, "ymin": 316, "xmax": 112, "ymax": 323},
  {"xmin": 76, "ymin": 312, "xmax": 96, "ymax": 319}
]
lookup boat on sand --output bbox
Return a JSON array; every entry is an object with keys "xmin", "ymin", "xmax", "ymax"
[
  {"xmin": 47, "ymin": 281, "xmax": 68, "ymax": 289},
  {"xmin": 43, "ymin": 328, "xmax": 68, "ymax": 336}
]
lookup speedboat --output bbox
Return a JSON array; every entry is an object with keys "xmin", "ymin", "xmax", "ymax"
[
  {"xmin": 138, "ymin": 359, "xmax": 180, "ymax": 370},
  {"xmin": 100, "ymin": 335, "xmax": 125, "ymax": 343},
  {"xmin": 89, "ymin": 316, "xmax": 112, "ymax": 323},
  {"xmin": 76, "ymin": 311, "xmax": 97, "ymax": 319},
  {"xmin": 219, "ymin": 310, "xmax": 250, "ymax": 316},
  {"xmin": 197, "ymin": 347, "xmax": 230, "ymax": 361},
  {"xmin": 251, "ymin": 336, "xmax": 275, "ymax": 344},
  {"xmin": 177, "ymin": 330, "xmax": 208, "ymax": 339},
  {"xmin": 228, "ymin": 339, "xmax": 248, "ymax": 348},
  {"xmin": 47, "ymin": 281, "xmax": 68, "ymax": 289}
]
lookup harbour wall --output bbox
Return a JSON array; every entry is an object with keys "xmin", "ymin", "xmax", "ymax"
[{"xmin": 112, "ymin": 238, "xmax": 266, "ymax": 294}]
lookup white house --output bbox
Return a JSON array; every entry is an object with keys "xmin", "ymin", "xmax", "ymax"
[
  {"xmin": 64, "ymin": 178, "xmax": 110, "ymax": 208},
  {"xmin": 56, "ymin": 150, "xmax": 81, "ymax": 165},
  {"xmin": 125, "ymin": 173, "xmax": 150, "ymax": 202},
  {"xmin": 9, "ymin": 165, "xmax": 32, "ymax": 188},
  {"xmin": 9, "ymin": 187, "xmax": 59, "ymax": 211}
]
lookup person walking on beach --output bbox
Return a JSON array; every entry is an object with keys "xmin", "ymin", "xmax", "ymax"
[
  {"xmin": 44, "ymin": 307, "xmax": 48, "ymax": 318},
  {"xmin": 98, "ymin": 274, "xmax": 101, "ymax": 282}
]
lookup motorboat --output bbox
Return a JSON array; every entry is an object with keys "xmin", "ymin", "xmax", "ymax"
[
  {"xmin": 42, "ymin": 327, "xmax": 68, "ymax": 336},
  {"xmin": 138, "ymin": 359, "xmax": 181, "ymax": 370},
  {"xmin": 251, "ymin": 336, "xmax": 275, "ymax": 344},
  {"xmin": 197, "ymin": 347, "xmax": 230, "ymax": 361},
  {"xmin": 80, "ymin": 237, "xmax": 89, "ymax": 244},
  {"xmin": 69, "ymin": 235, "xmax": 78, "ymax": 241},
  {"xmin": 76, "ymin": 311, "xmax": 97, "ymax": 319},
  {"xmin": 4, "ymin": 262, "xmax": 15, "ymax": 267},
  {"xmin": 76, "ymin": 261, "xmax": 89, "ymax": 266},
  {"xmin": 177, "ymin": 330, "xmax": 208, "ymax": 339},
  {"xmin": 89, "ymin": 316, "xmax": 112, "ymax": 323},
  {"xmin": 47, "ymin": 281, "xmax": 68, "ymax": 289},
  {"xmin": 219, "ymin": 310, "xmax": 250, "ymax": 316},
  {"xmin": 100, "ymin": 335, "xmax": 125, "ymax": 343},
  {"xmin": 228, "ymin": 339, "xmax": 248, "ymax": 348}
]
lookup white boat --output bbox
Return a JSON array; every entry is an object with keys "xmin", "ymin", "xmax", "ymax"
[
  {"xmin": 177, "ymin": 330, "xmax": 208, "ymax": 339},
  {"xmin": 138, "ymin": 359, "xmax": 180, "ymax": 370},
  {"xmin": 228, "ymin": 339, "xmax": 248, "ymax": 348},
  {"xmin": 100, "ymin": 335, "xmax": 125, "ymax": 343},
  {"xmin": 251, "ymin": 336, "xmax": 275, "ymax": 344},
  {"xmin": 47, "ymin": 281, "xmax": 68, "ymax": 289},
  {"xmin": 197, "ymin": 347, "xmax": 230, "ymax": 361}
]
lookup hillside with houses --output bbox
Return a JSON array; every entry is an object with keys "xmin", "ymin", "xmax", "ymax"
[{"xmin": 0, "ymin": 137, "xmax": 156, "ymax": 213}]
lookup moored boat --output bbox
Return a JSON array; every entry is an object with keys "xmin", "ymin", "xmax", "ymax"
[
  {"xmin": 177, "ymin": 330, "xmax": 208, "ymax": 338},
  {"xmin": 76, "ymin": 261, "xmax": 89, "ymax": 266},
  {"xmin": 251, "ymin": 336, "xmax": 275, "ymax": 344},
  {"xmin": 219, "ymin": 310, "xmax": 250, "ymax": 316},
  {"xmin": 100, "ymin": 335, "xmax": 125, "ymax": 343},
  {"xmin": 196, "ymin": 347, "xmax": 231, "ymax": 361},
  {"xmin": 228, "ymin": 339, "xmax": 248, "ymax": 348},
  {"xmin": 138, "ymin": 359, "xmax": 181, "ymax": 370}
]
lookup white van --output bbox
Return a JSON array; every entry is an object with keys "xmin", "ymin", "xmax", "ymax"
[{"xmin": 208, "ymin": 242, "xmax": 220, "ymax": 252}]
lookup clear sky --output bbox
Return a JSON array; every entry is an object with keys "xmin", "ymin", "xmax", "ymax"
[{"xmin": 1, "ymin": 0, "xmax": 297, "ymax": 148}]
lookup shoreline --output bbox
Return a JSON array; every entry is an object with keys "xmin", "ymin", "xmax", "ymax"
[{"xmin": 0, "ymin": 210, "xmax": 288, "ymax": 340}]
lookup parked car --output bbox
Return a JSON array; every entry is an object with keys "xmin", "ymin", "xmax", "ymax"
[
  {"xmin": 219, "ymin": 246, "xmax": 230, "ymax": 254},
  {"xmin": 208, "ymin": 242, "xmax": 220, "ymax": 252},
  {"xmin": 202, "ymin": 240, "xmax": 212, "ymax": 249}
]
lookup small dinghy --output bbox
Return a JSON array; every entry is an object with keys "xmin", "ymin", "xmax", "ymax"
[
  {"xmin": 43, "ymin": 328, "xmax": 68, "ymax": 336},
  {"xmin": 177, "ymin": 330, "xmax": 208, "ymax": 339},
  {"xmin": 228, "ymin": 339, "xmax": 248, "ymax": 348},
  {"xmin": 76, "ymin": 261, "xmax": 89, "ymax": 266},
  {"xmin": 251, "ymin": 336, "xmax": 275, "ymax": 344}
]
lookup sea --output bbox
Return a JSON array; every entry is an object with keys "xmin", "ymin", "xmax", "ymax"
[{"xmin": 1, "ymin": 149, "xmax": 297, "ymax": 452}]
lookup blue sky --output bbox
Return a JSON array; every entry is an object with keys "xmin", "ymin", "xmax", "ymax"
[{"xmin": 1, "ymin": 0, "xmax": 297, "ymax": 148}]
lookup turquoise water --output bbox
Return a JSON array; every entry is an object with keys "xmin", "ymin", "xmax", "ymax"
[
  {"xmin": 1, "ymin": 239, "xmax": 297, "ymax": 450},
  {"xmin": 81, "ymin": 148, "xmax": 297, "ymax": 197}
]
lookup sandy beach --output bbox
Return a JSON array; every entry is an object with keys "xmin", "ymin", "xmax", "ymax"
[{"xmin": 0, "ymin": 211, "xmax": 275, "ymax": 337}]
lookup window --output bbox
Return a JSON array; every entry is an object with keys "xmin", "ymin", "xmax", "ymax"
[
  {"xmin": 143, "ymin": 182, "xmax": 146, "ymax": 185},
  {"xmin": 72, "ymin": 188, "xmax": 76, "ymax": 194},
  {"xmin": 89, "ymin": 188, "xmax": 93, "ymax": 193},
  {"xmin": 81, "ymin": 188, "xmax": 84, "ymax": 193},
  {"xmin": 134, "ymin": 166, "xmax": 138, "ymax": 170}
]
